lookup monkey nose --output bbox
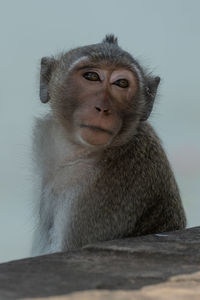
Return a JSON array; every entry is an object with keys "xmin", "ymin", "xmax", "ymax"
[{"xmin": 94, "ymin": 106, "xmax": 112, "ymax": 115}]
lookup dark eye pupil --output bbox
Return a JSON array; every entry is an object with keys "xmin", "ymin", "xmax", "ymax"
[
  {"xmin": 83, "ymin": 72, "xmax": 99, "ymax": 81},
  {"xmin": 114, "ymin": 79, "xmax": 129, "ymax": 88}
]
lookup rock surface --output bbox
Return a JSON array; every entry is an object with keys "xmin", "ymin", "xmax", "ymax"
[{"xmin": 0, "ymin": 227, "xmax": 200, "ymax": 299}]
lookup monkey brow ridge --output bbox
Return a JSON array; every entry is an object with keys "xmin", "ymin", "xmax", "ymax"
[{"xmin": 68, "ymin": 56, "xmax": 89, "ymax": 72}]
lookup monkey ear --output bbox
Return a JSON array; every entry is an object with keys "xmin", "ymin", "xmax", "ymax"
[
  {"xmin": 40, "ymin": 57, "xmax": 56, "ymax": 103},
  {"xmin": 141, "ymin": 76, "xmax": 160, "ymax": 121}
]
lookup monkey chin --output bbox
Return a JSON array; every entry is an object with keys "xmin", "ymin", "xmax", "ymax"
[{"xmin": 77, "ymin": 126, "xmax": 114, "ymax": 148}]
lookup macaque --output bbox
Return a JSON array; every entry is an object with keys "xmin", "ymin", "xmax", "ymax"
[{"xmin": 31, "ymin": 35, "xmax": 186, "ymax": 256}]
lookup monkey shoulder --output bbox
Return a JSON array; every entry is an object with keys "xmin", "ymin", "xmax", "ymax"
[
  {"xmin": 130, "ymin": 122, "xmax": 175, "ymax": 184},
  {"xmin": 107, "ymin": 122, "xmax": 167, "ymax": 171},
  {"xmin": 130, "ymin": 122, "xmax": 170, "ymax": 170},
  {"xmin": 132, "ymin": 122, "xmax": 164, "ymax": 155},
  {"xmin": 32, "ymin": 114, "xmax": 55, "ymax": 169},
  {"xmin": 103, "ymin": 121, "xmax": 177, "ymax": 200},
  {"xmin": 33, "ymin": 114, "xmax": 53, "ymax": 146}
]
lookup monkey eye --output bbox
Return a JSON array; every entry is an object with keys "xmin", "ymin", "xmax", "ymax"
[
  {"xmin": 114, "ymin": 79, "xmax": 129, "ymax": 88},
  {"xmin": 83, "ymin": 72, "xmax": 100, "ymax": 81}
]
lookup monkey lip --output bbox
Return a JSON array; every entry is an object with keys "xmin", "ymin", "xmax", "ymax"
[{"xmin": 80, "ymin": 124, "xmax": 113, "ymax": 135}]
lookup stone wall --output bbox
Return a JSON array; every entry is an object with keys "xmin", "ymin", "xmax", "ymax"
[{"xmin": 0, "ymin": 227, "xmax": 200, "ymax": 299}]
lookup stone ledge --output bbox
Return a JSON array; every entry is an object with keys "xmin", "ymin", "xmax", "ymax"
[{"xmin": 0, "ymin": 227, "xmax": 200, "ymax": 299}]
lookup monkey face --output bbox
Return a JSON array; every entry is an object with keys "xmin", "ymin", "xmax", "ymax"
[
  {"xmin": 51, "ymin": 59, "xmax": 139, "ymax": 148},
  {"xmin": 72, "ymin": 61, "xmax": 138, "ymax": 147}
]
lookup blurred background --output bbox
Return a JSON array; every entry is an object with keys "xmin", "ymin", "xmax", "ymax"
[{"xmin": 0, "ymin": 0, "xmax": 199, "ymax": 263}]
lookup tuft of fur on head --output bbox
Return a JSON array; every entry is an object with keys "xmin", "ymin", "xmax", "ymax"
[{"xmin": 102, "ymin": 34, "xmax": 118, "ymax": 45}]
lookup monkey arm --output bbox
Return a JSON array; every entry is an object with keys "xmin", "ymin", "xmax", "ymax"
[
  {"xmin": 130, "ymin": 123, "xmax": 187, "ymax": 236},
  {"xmin": 31, "ymin": 115, "xmax": 57, "ymax": 255},
  {"xmin": 133, "ymin": 191, "xmax": 186, "ymax": 236}
]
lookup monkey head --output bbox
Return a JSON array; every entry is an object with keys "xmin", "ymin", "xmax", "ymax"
[{"xmin": 40, "ymin": 35, "xmax": 160, "ymax": 148}]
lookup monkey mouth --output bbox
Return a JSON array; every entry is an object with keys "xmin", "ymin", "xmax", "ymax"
[{"xmin": 80, "ymin": 124, "xmax": 113, "ymax": 135}]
